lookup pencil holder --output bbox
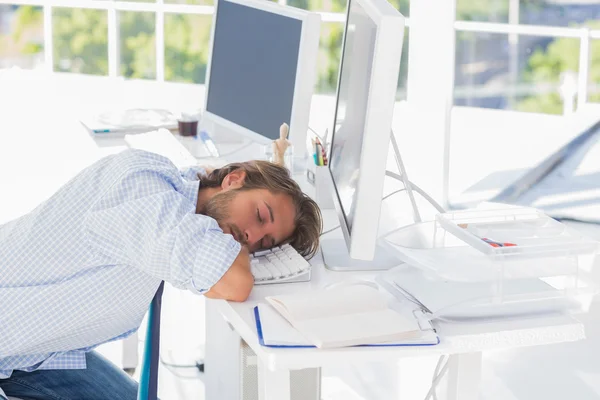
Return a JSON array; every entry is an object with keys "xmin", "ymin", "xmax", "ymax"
[{"xmin": 315, "ymin": 165, "xmax": 335, "ymax": 209}]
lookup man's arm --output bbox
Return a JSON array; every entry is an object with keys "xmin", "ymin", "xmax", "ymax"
[
  {"xmin": 204, "ymin": 247, "xmax": 254, "ymax": 302},
  {"xmin": 86, "ymin": 184, "xmax": 242, "ymax": 296}
]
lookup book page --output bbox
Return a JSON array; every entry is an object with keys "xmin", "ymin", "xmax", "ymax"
[
  {"xmin": 266, "ymin": 284, "xmax": 388, "ymax": 322},
  {"xmin": 257, "ymin": 304, "xmax": 311, "ymax": 346},
  {"xmin": 295, "ymin": 309, "xmax": 421, "ymax": 348}
]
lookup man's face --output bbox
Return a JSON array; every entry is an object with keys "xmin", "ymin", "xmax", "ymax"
[{"xmin": 204, "ymin": 171, "xmax": 296, "ymax": 252}]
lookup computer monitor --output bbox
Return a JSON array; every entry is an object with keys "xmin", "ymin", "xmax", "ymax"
[
  {"xmin": 202, "ymin": 0, "xmax": 321, "ymax": 159},
  {"xmin": 322, "ymin": 0, "xmax": 405, "ymax": 267}
]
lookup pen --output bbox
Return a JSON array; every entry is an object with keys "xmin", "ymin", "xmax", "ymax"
[
  {"xmin": 199, "ymin": 130, "xmax": 220, "ymax": 158},
  {"xmin": 92, "ymin": 128, "xmax": 141, "ymax": 135},
  {"xmin": 91, "ymin": 127, "xmax": 163, "ymax": 135}
]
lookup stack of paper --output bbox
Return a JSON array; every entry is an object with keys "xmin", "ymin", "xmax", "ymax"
[{"xmin": 81, "ymin": 108, "xmax": 178, "ymax": 136}]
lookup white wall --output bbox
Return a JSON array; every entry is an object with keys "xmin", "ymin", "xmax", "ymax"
[{"xmin": 4, "ymin": 69, "xmax": 598, "ymax": 218}]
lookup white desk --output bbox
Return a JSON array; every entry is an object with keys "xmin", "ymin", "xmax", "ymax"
[
  {"xmin": 0, "ymin": 69, "xmax": 589, "ymax": 399},
  {"xmin": 204, "ymin": 210, "xmax": 586, "ymax": 400}
]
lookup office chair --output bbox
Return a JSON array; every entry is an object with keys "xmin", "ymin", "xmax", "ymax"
[{"xmin": 137, "ymin": 281, "xmax": 165, "ymax": 400}]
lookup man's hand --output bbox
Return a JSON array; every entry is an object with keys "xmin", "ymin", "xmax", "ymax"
[{"xmin": 205, "ymin": 246, "xmax": 254, "ymax": 302}]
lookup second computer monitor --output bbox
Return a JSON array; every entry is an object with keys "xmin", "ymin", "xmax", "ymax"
[
  {"xmin": 326, "ymin": 0, "xmax": 405, "ymax": 261},
  {"xmin": 203, "ymin": 0, "xmax": 320, "ymax": 158}
]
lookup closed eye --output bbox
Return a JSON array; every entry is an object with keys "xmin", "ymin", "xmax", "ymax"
[{"xmin": 256, "ymin": 208, "xmax": 264, "ymax": 224}]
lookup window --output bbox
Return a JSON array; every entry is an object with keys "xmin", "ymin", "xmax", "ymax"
[
  {"xmin": 519, "ymin": 0, "xmax": 600, "ymax": 28},
  {"xmin": 589, "ymin": 38, "xmax": 600, "ymax": 103},
  {"xmin": 53, "ymin": 8, "xmax": 108, "ymax": 75},
  {"xmin": 165, "ymin": 0, "xmax": 214, "ymax": 4},
  {"xmin": 164, "ymin": 13, "xmax": 212, "ymax": 84},
  {"xmin": 454, "ymin": 0, "xmax": 600, "ymax": 114},
  {"xmin": 0, "ymin": 5, "xmax": 44, "ymax": 69},
  {"xmin": 119, "ymin": 11, "xmax": 156, "ymax": 79},
  {"xmin": 455, "ymin": 31, "xmax": 581, "ymax": 115},
  {"xmin": 316, "ymin": 21, "xmax": 344, "ymax": 95},
  {"xmin": 397, "ymin": 27, "xmax": 409, "ymax": 100},
  {"xmin": 0, "ymin": 0, "xmax": 410, "ymax": 98},
  {"xmin": 456, "ymin": 0, "xmax": 508, "ymax": 23},
  {"xmin": 287, "ymin": 0, "xmax": 347, "ymax": 12}
]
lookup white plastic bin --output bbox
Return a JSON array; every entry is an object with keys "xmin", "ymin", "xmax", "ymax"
[{"xmin": 381, "ymin": 207, "xmax": 600, "ymax": 315}]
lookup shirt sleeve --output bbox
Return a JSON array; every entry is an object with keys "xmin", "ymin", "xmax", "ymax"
[{"xmin": 84, "ymin": 160, "xmax": 241, "ymax": 294}]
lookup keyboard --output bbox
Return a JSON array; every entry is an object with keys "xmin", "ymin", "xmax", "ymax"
[
  {"xmin": 124, "ymin": 128, "xmax": 201, "ymax": 169},
  {"xmin": 251, "ymin": 244, "xmax": 311, "ymax": 285}
]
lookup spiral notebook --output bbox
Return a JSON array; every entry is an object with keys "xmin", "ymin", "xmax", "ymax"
[{"xmin": 254, "ymin": 284, "xmax": 439, "ymax": 349}]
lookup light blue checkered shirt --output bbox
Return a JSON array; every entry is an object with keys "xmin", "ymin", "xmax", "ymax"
[{"xmin": 0, "ymin": 149, "xmax": 240, "ymax": 392}]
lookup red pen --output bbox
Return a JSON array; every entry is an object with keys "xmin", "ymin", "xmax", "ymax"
[{"xmin": 482, "ymin": 238, "xmax": 517, "ymax": 247}]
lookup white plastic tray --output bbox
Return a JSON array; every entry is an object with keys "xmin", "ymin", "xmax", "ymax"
[
  {"xmin": 381, "ymin": 219, "xmax": 598, "ymax": 282},
  {"xmin": 435, "ymin": 208, "xmax": 599, "ymax": 258}
]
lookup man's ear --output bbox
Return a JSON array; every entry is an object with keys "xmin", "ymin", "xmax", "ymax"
[{"xmin": 222, "ymin": 169, "xmax": 246, "ymax": 190}]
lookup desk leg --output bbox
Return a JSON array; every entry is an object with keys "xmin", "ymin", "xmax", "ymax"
[
  {"xmin": 257, "ymin": 358, "xmax": 291, "ymax": 400},
  {"xmin": 121, "ymin": 332, "xmax": 138, "ymax": 373},
  {"xmin": 205, "ymin": 300, "xmax": 243, "ymax": 400},
  {"xmin": 445, "ymin": 352, "xmax": 482, "ymax": 400}
]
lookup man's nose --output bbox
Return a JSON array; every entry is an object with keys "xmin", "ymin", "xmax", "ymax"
[{"xmin": 244, "ymin": 227, "xmax": 261, "ymax": 248}]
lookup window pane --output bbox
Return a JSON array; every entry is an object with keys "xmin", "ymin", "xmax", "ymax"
[
  {"xmin": 315, "ymin": 22, "xmax": 408, "ymax": 99},
  {"xmin": 0, "ymin": 5, "xmax": 44, "ymax": 69},
  {"xmin": 456, "ymin": 0, "xmax": 508, "ymax": 23},
  {"xmin": 164, "ymin": 14, "xmax": 212, "ymax": 84},
  {"xmin": 454, "ymin": 31, "xmax": 581, "ymax": 115},
  {"xmin": 287, "ymin": 0, "xmax": 347, "ymax": 12},
  {"xmin": 520, "ymin": 0, "xmax": 600, "ymax": 27},
  {"xmin": 119, "ymin": 11, "xmax": 155, "ymax": 79},
  {"xmin": 315, "ymin": 22, "xmax": 344, "ymax": 94},
  {"xmin": 397, "ymin": 27, "xmax": 409, "ymax": 101},
  {"xmin": 287, "ymin": 0, "xmax": 409, "ymax": 16},
  {"xmin": 53, "ymin": 8, "xmax": 108, "ymax": 75},
  {"xmin": 590, "ymin": 39, "xmax": 600, "ymax": 103},
  {"xmin": 388, "ymin": 0, "xmax": 409, "ymax": 17},
  {"xmin": 165, "ymin": 0, "xmax": 213, "ymax": 4}
]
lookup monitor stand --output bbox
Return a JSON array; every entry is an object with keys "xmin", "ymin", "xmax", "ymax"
[
  {"xmin": 319, "ymin": 131, "xmax": 433, "ymax": 272},
  {"xmin": 320, "ymin": 236, "xmax": 404, "ymax": 271}
]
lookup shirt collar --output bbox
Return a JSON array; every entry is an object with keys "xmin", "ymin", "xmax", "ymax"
[{"xmin": 181, "ymin": 179, "xmax": 201, "ymax": 206}]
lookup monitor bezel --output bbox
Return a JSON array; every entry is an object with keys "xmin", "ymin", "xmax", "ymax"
[{"xmin": 325, "ymin": 0, "xmax": 405, "ymax": 261}]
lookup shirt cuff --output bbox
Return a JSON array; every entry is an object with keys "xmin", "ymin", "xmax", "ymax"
[{"xmin": 189, "ymin": 226, "xmax": 241, "ymax": 294}]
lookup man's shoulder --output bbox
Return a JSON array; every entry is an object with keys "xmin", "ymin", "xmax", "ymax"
[
  {"xmin": 96, "ymin": 149, "xmax": 183, "ymax": 191},
  {"xmin": 112, "ymin": 148, "xmax": 176, "ymax": 168}
]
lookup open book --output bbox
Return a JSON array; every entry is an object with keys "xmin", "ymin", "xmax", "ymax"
[{"xmin": 263, "ymin": 284, "xmax": 437, "ymax": 349}]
